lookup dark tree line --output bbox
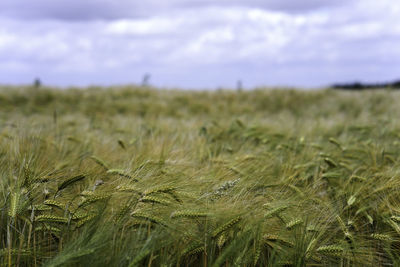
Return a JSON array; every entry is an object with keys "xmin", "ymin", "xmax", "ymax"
[{"xmin": 332, "ymin": 80, "xmax": 400, "ymax": 90}]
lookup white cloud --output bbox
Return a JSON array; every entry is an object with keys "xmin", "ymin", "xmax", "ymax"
[
  {"xmin": 0, "ymin": 30, "xmax": 16, "ymax": 50},
  {"xmin": 105, "ymin": 18, "xmax": 183, "ymax": 36}
]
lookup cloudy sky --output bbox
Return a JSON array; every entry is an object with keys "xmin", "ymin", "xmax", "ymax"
[{"xmin": 0, "ymin": 0, "xmax": 399, "ymax": 89}]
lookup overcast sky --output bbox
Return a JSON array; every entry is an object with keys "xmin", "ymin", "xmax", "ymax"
[{"xmin": 0, "ymin": 0, "xmax": 399, "ymax": 89}]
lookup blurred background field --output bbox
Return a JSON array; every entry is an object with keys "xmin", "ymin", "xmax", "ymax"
[{"xmin": 1, "ymin": 86, "xmax": 400, "ymax": 266}]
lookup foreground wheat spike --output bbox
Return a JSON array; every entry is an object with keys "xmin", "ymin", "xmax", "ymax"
[
  {"xmin": 66, "ymin": 136, "xmax": 80, "ymax": 143},
  {"xmin": 306, "ymin": 225, "xmax": 318, "ymax": 232},
  {"xmin": 118, "ymin": 139, "xmax": 126, "ymax": 150},
  {"xmin": 168, "ymin": 191, "xmax": 183, "ymax": 203},
  {"xmin": 264, "ymin": 205, "xmax": 288, "ymax": 218},
  {"xmin": 329, "ymin": 137, "xmax": 343, "ymax": 150},
  {"xmin": 131, "ymin": 212, "xmax": 166, "ymax": 226},
  {"xmin": 253, "ymin": 244, "xmax": 262, "ymax": 265},
  {"xmin": 71, "ymin": 210, "xmax": 91, "ymax": 220},
  {"xmin": 115, "ymin": 203, "xmax": 132, "ymax": 222},
  {"xmin": 278, "ymin": 260, "xmax": 294, "ymax": 266},
  {"xmin": 89, "ymin": 155, "xmax": 110, "ymax": 170},
  {"xmin": 324, "ymin": 157, "xmax": 338, "ymax": 168},
  {"xmin": 306, "ymin": 238, "xmax": 318, "ymax": 257},
  {"xmin": 181, "ymin": 243, "xmax": 204, "ymax": 257},
  {"xmin": 57, "ymin": 174, "xmax": 86, "ymax": 192},
  {"xmin": 217, "ymin": 234, "xmax": 226, "ymax": 248},
  {"xmin": 144, "ymin": 185, "xmax": 176, "ymax": 195},
  {"xmin": 80, "ymin": 190, "xmax": 94, "ymax": 196},
  {"xmin": 390, "ymin": 215, "xmax": 400, "ymax": 222},
  {"xmin": 44, "ymin": 199, "xmax": 65, "ymax": 210},
  {"xmin": 36, "ymin": 215, "xmax": 68, "ymax": 224},
  {"xmin": 347, "ymin": 195, "xmax": 356, "ymax": 206},
  {"xmin": 35, "ymin": 224, "xmax": 61, "ymax": 233},
  {"xmin": 140, "ymin": 195, "xmax": 170, "ymax": 205},
  {"xmin": 317, "ymin": 245, "xmax": 344, "ymax": 254},
  {"xmin": 387, "ymin": 219, "xmax": 400, "ymax": 234},
  {"xmin": 78, "ymin": 193, "xmax": 112, "ymax": 207},
  {"xmin": 107, "ymin": 169, "xmax": 132, "ymax": 179},
  {"xmin": 8, "ymin": 192, "xmax": 20, "ymax": 218},
  {"xmin": 336, "ymin": 215, "xmax": 347, "ymax": 232},
  {"xmin": 212, "ymin": 216, "xmax": 241, "ymax": 238},
  {"xmin": 286, "ymin": 218, "xmax": 303, "ymax": 229},
  {"xmin": 116, "ymin": 185, "xmax": 141, "ymax": 193},
  {"xmin": 213, "ymin": 179, "xmax": 240, "ymax": 197},
  {"xmin": 76, "ymin": 214, "xmax": 97, "ymax": 228},
  {"xmin": 170, "ymin": 210, "xmax": 208, "ymax": 219},
  {"xmin": 370, "ymin": 233, "xmax": 392, "ymax": 241},
  {"xmin": 33, "ymin": 176, "xmax": 51, "ymax": 183},
  {"xmin": 263, "ymin": 234, "xmax": 294, "ymax": 247},
  {"xmin": 349, "ymin": 175, "xmax": 367, "ymax": 182}
]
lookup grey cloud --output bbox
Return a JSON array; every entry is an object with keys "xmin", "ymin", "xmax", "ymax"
[
  {"xmin": 0, "ymin": 0, "xmax": 348, "ymax": 21},
  {"xmin": 181, "ymin": 0, "xmax": 348, "ymax": 12},
  {"xmin": 0, "ymin": 1, "xmax": 143, "ymax": 20}
]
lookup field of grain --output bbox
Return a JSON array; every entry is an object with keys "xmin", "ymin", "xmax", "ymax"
[{"xmin": 1, "ymin": 86, "xmax": 400, "ymax": 266}]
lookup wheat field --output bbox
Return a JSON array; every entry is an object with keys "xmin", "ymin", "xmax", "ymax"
[{"xmin": 1, "ymin": 85, "xmax": 400, "ymax": 266}]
